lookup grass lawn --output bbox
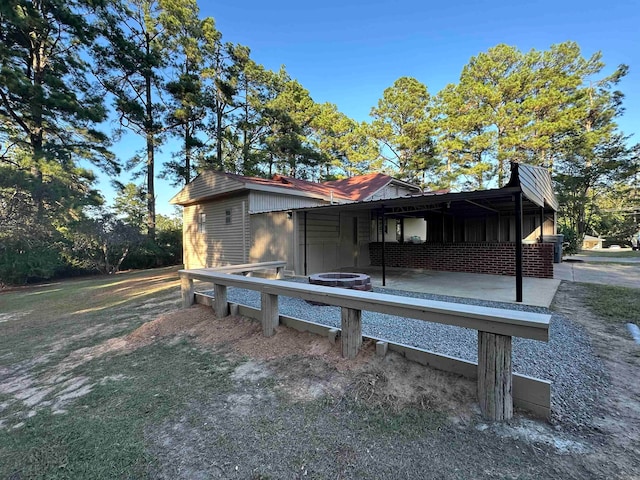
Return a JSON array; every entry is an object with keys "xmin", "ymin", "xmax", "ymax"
[
  {"xmin": 576, "ymin": 249, "xmax": 640, "ymax": 258},
  {"xmin": 582, "ymin": 283, "xmax": 640, "ymax": 323},
  {"xmin": 1, "ymin": 268, "xmax": 639, "ymax": 479}
]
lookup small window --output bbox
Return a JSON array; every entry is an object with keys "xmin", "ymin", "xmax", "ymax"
[
  {"xmin": 225, "ymin": 209, "xmax": 231, "ymax": 225},
  {"xmin": 198, "ymin": 213, "xmax": 206, "ymax": 233}
]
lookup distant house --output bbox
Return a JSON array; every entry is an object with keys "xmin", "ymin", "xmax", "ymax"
[
  {"xmin": 582, "ymin": 235, "xmax": 603, "ymax": 250},
  {"xmin": 170, "ymin": 163, "xmax": 559, "ymax": 281}
]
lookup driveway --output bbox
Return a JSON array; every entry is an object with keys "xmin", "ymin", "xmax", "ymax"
[{"xmin": 555, "ymin": 261, "xmax": 640, "ymax": 288}]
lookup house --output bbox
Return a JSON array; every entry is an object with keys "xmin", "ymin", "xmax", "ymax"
[
  {"xmin": 582, "ymin": 235, "xmax": 603, "ymax": 250},
  {"xmin": 170, "ymin": 171, "xmax": 421, "ymax": 272},
  {"xmin": 170, "ymin": 163, "xmax": 559, "ymax": 295}
]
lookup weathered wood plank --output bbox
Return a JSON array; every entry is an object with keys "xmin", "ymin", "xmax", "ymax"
[
  {"xmin": 193, "ymin": 292, "xmax": 551, "ymax": 419},
  {"xmin": 341, "ymin": 307, "xmax": 362, "ymax": 359},
  {"xmin": 180, "ymin": 275, "xmax": 194, "ymax": 308},
  {"xmin": 478, "ymin": 331, "xmax": 513, "ymax": 421},
  {"xmin": 261, "ymin": 292, "xmax": 279, "ymax": 337},
  {"xmin": 180, "ymin": 269, "xmax": 550, "ymax": 340},
  {"xmin": 213, "ymin": 284, "xmax": 229, "ymax": 318}
]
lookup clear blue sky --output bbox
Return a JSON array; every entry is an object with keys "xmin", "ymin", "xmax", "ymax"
[{"xmin": 103, "ymin": 0, "xmax": 640, "ymax": 215}]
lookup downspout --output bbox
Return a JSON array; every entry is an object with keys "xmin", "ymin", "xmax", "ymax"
[
  {"xmin": 304, "ymin": 211, "xmax": 308, "ymax": 276},
  {"xmin": 515, "ymin": 192, "xmax": 523, "ymax": 303},
  {"xmin": 539, "ymin": 207, "xmax": 545, "ymax": 242}
]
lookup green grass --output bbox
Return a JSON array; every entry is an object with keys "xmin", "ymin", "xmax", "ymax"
[
  {"xmin": 576, "ymin": 249, "xmax": 640, "ymax": 258},
  {"xmin": 0, "ymin": 267, "xmax": 181, "ymax": 364},
  {"xmin": 582, "ymin": 283, "xmax": 640, "ymax": 323},
  {"xmin": 0, "ymin": 340, "xmax": 239, "ymax": 479}
]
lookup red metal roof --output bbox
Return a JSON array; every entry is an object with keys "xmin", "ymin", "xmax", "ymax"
[{"xmin": 322, "ymin": 173, "xmax": 396, "ymax": 201}]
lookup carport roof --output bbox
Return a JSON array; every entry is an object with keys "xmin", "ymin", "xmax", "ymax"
[{"xmin": 293, "ymin": 163, "xmax": 558, "ymax": 217}]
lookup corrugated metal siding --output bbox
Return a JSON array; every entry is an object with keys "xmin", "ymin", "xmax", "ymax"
[
  {"xmin": 517, "ymin": 164, "xmax": 559, "ymax": 211},
  {"xmin": 182, "ymin": 195, "xmax": 250, "ymax": 268},
  {"xmin": 249, "ymin": 212, "xmax": 295, "ymax": 270},
  {"xmin": 172, "ymin": 170, "xmax": 244, "ymax": 205},
  {"xmin": 249, "ymin": 191, "xmax": 326, "ymax": 214}
]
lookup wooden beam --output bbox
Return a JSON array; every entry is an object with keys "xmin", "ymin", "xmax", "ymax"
[
  {"xmin": 341, "ymin": 307, "xmax": 362, "ymax": 359},
  {"xmin": 180, "ymin": 270, "xmax": 551, "ymax": 341},
  {"xmin": 213, "ymin": 284, "xmax": 229, "ymax": 318},
  {"xmin": 478, "ymin": 331, "xmax": 513, "ymax": 421},
  {"xmin": 193, "ymin": 292, "xmax": 551, "ymax": 419},
  {"xmin": 180, "ymin": 275, "xmax": 194, "ymax": 308},
  {"xmin": 260, "ymin": 292, "xmax": 279, "ymax": 337}
]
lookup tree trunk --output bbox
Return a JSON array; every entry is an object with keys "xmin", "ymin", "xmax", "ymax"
[
  {"xmin": 144, "ymin": 32, "xmax": 156, "ymax": 240},
  {"xmin": 184, "ymin": 123, "xmax": 191, "ymax": 184}
]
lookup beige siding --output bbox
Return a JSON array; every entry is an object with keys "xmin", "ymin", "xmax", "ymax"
[
  {"xmin": 249, "ymin": 191, "xmax": 326, "ymax": 214},
  {"xmin": 297, "ymin": 210, "xmax": 370, "ymax": 274},
  {"xmin": 172, "ymin": 170, "xmax": 244, "ymax": 205},
  {"xmin": 249, "ymin": 212, "xmax": 295, "ymax": 270},
  {"xmin": 183, "ymin": 195, "xmax": 250, "ymax": 268}
]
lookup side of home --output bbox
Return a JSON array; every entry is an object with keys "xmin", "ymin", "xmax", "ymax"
[{"xmin": 170, "ymin": 163, "xmax": 559, "ymax": 281}]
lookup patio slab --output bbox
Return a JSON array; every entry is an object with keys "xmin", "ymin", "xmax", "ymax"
[{"xmin": 339, "ymin": 266, "xmax": 561, "ymax": 308}]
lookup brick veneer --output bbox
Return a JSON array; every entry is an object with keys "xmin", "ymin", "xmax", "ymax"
[{"xmin": 369, "ymin": 242, "xmax": 554, "ymax": 279}]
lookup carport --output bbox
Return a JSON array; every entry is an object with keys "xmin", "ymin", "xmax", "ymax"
[{"xmin": 299, "ymin": 163, "xmax": 559, "ymax": 303}]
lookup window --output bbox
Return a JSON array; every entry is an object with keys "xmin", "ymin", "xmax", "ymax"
[
  {"xmin": 225, "ymin": 209, "xmax": 232, "ymax": 225},
  {"xmin": 198, "ymin": 213, "xmax": 206, "ymax": 233}
]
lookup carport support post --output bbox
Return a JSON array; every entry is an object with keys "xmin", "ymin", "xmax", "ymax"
[
  {"xmin": 180, "ymin": 275, "xmax": 194, "ymax": 308},
  {"xmin": 515, "ymin": 191, "xmax": 523, "ymax": 303},
  {"xmin": 478, "ymin": 331, "xmax": 513, "ymax": 421},
  {"xmin": 260, "ymin": 292, "xmax": 279, "ymax": 337},
  {"xmin": 341, "ymin": 307, "xmax": 362, "ymax": 359},
  {"xmin": 381, "ymin": 206, "xmax": 386, "ymax": 287},
  {"xmin": 213, "ymin": 283, "xmax": 229, "ymax": 317},
  {"xmin": 539, "ymin": 207, "xmax": 545, "ymax": 242}
]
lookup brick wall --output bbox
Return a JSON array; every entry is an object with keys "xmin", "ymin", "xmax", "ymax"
[{"xmin": 369, "ymin": 242, "xmax": 554, "ymax": 279}]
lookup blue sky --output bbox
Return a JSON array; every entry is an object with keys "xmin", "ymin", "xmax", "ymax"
[{"xmin": 103, "ymin": 0, "xmax": 640, "ymax": 215}]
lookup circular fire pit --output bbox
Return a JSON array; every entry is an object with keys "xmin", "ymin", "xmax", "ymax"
[{"xmin": 308, "ymin": 272, "xmax": 372, "ymax": 291}]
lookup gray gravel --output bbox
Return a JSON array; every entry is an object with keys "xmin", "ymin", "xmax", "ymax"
[{"xmin": 202, "ymin": 279, "xmax": 608, "ymax": 428}]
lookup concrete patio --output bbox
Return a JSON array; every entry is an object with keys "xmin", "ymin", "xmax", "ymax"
[{"xmin": 338, "ymin": 266, "xmax": 561, "ymax": 308}]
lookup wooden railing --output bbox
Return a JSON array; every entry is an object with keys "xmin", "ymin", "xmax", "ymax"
[{"xmin": 179, "ymin": 267, "xmax": 551, "ymax": 421}]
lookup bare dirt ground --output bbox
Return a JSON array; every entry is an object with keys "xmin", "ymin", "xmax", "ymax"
[{"xmin": 1, "ymin": 270, "xmax": 639, "ymax": 479}]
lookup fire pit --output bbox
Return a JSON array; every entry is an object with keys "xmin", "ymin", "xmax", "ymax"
[{"xmin": 308, "ymin": 272, "xmax": 372, "ymax": 291}]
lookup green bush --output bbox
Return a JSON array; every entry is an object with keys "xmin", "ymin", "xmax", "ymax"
[
  {"xmin": 0, "ymin": 240, "xmax": 65, "ymax": 286},
  {"xmin": 559, "ymin": 225, "xmax": 578, "ymax": 254}
]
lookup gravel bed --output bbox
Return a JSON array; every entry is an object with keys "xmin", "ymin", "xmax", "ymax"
[{"xmin": 200, "ymin": 279, "xmax": 607, "ymax": 428}]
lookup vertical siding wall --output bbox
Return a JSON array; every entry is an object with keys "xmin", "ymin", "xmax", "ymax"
[
  {"xmin": 297, "ymin": 211, "xmax": 370, "ymax": 274},
  {"xmin": 422, "ymin": 213, "xmax": 554, "ymax": 243},
  {"xmin": 249, "ymin": 212, "xmax": 295, "ymax": 270},
  {"xmin": 182, "ymin": 195, "xmax": 250, "ymax": 269},
  {"xmin": 369, "ymin": 242, "xmax": 554, "ymax": 279}
]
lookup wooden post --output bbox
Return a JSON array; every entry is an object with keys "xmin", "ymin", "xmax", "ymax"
[
  {"xmin": 478, "ymin": 331, "xmax": 513, "ymax": 421},
  {"xmin": 213, "ymin": 283, "xmax": 229, "ymax": 318},
  {"xmin": 341, "ymin": 307, "xmax": 362, "ymax": 359},
  {"xmin": 261, "ymin": 292, "xmax": 279, "ymax": 337},
  {"xmin": 180, "ymin": 275, "xmax": 194, "ymax": 308}
]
